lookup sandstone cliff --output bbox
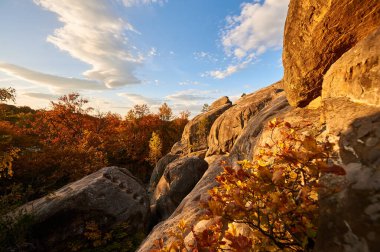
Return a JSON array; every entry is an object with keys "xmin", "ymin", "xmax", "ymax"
[{"xmin": 140, "ymin": 0, "xmax": 380, "ymax": 251}]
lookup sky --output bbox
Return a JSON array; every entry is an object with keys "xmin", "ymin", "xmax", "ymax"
[{"xmin": 0, "ymin": 0, "xmax": 289, "ymax": 117}]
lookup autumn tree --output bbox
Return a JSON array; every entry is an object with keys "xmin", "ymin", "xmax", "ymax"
[
  {"xmin": 0, "ymin": 88, "xmax": 18, "ymax": 178},
  {"xmin": 156, "ymin": 119, "xmax": 346, "ymax": 251},
  {"xmin": 0, "ymin": 87, "xmax": 16, "ymax": 103},
  {"xmin": 179, "ymin": 110, "xmax": 191, "ymax": 120},
  {"xmin": 158, "ymin": 103, "xmax": 172, "ymax": 121},
  {"xmin": 126, "ymin": 104, "xmax": 150, "ymax": 120},
  {"xmin": 148, "ymin": 131, "xmax": 162, "ymax": 166}
]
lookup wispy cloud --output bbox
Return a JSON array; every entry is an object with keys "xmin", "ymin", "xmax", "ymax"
[
  {"xmin": 208, "ymin": 0, "xmax": 289, "ymax": 79},
  {"xmin": 165, "ymin": 89, "xmax": 214, "ymax": 103},
  {"xmin": 121, "ymin": 0, "xmax": 167, "ymax": 7},
  {"xmin": 206, "ymin": 55, "xmax": 254, "ymax": 79},
  {"xmin": 118, "ymin": 93, "xmax": 161, "ymax": 105},
  {"xmin": 23, "ymin": 92, "xmax": 60, "ymax": 101},
  {"xmin": 194, "ymin": 51, "xmax": 219, "ymax": 63},
  {"xmin": 0, "ymin": 62, "xmax": 105, "ymax": 90},
  {"xmin": 32, "ymin": 0, "xmax": 164, "ymax": 88},
  {"xmin": 178, "ymin": 80, "xmax": 203, "ymax": 86}
]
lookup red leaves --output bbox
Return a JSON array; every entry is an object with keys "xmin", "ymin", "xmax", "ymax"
[{"xmin": 319, "ymin": 164, "xmax": 346, "ymax": 175}]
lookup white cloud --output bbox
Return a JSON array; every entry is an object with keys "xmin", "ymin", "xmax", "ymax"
[
  {"xmin": 33, "ymin": 0, "xmax": 163, "ymax": 88},
  {"xmin": 194, "ymin": 51, "xmax": 218, "ymax": 63},
  {"xmin": 121, "ymin": 0, "xmax": 167, "ymax": 7},
  {"xmin": 208, "ymin": 0, "xmax": 289, "ymax": 79},
  {"xmin": 178, "ymin": 80, "xmax": 202, "ymax": 86},
  {"xmin": 0, "ymin": 62, "xmax": 106, "ymax": 90},
  {"xmin": 165, "ymin": 89, "xmax": 214, "ymax": 103},
  {"xmin": 118, "ymin": 93, "xmax": 161, "ymax": 105},
  {"xmin": 222, "ymin": 0, "xmax": 289, "ymax": 57},
  {"xmin": 23, "ymin": 92, "xmax": 59, "ymax": 101}
]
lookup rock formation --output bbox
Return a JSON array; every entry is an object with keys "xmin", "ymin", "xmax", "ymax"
[
  {"xmin": 283, "ymin": 0, "xmax": 380, "ymax": 107},
  {"xmin": 140, "ymin": 0, "xmax": 380, "ymax": 251},
  {"xmin": 150, "ymin": 156, "xmax": 208, "ymax": 222},
  {"xmin": 206, "ymin": 83, "xmax": 283, "ymax": 157},
  {"xmin": 12, "ymin": 167, "xmax": 149, "ymax": 251},
  {"xmin": 322, "ymin": 27, "xmax": 380, "ymax": 106},
  {"xmin": 180, "ymin": 97, "xmax": 232, "ymax": 153}
]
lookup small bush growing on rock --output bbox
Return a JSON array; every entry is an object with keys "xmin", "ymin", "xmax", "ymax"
[{"xmin": 155, "ymin": 119, "xmax": 346, "ymax": 251}]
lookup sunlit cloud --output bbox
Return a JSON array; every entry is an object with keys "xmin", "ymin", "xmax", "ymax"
[
  {"xmin": 208, "ymin": 0, "xmax": 289, "ymax": 79},
  {"xmin": 33, "ymin": 0, "xmax": 164, "ymax": 88},
  {"xmin": 0, "ymin": 62, "xmax": 105, "ymax": 90},
  {"xmin": 118, "ymin": 93, "xmax": 161, "ymax": 105},
  {"xmin": 23, "ymin": 92, "xmax": 60, "ymax": 101}
]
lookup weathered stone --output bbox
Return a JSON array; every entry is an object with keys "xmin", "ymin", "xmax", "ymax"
[
  {"xmin": 207, "ymin": 83, "xmax": 282, "ymax": 157},
  {"xmin": 148, "ymin": 154, "xmax": 179, "ymax": 195},
  {"xmin": 230, "ymin": 95, "xmax": 291, "ymax": 160},
  {"xmin": 13, "ymin": 167, "xmax": 149, "ymax": 251},
  {"xmin": 283, "ymin": 0, "xmax": 380, "ymax": 107},
  {"xmin": 209, "ymin": 96, "xmax": 231, "ymax": 111},
  {"xmin": 150, "ymin": 156, "xmax": 208, "ymax": 222},
  {"xmin": 138, "ymin": 156, "xmax": 226, "ymax": 252},
  {"xmin": 322, "ymin": 28, "xmax": 380, "ymax": 106},
  {"xmin": 181, "ymin": 101, "xmax": 232, "ymax": 153},
  {"xmin": 315, "ymin": 98, "xmax": 380, "ymax": 251}
]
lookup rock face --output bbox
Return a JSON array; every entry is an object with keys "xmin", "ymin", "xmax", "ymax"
[
  {"xmin": 150, "ymin": 156, "xmax": 208, "ymax": 222},
  {"xmin": 148, "ymin": 154, "xmax": 179, "ymax": 194},
  {"xmin": 138, "ymin": 156, "xmax": 226, "ymax": 252},
  {"xmin": 315, "ymin": 99, "xmax": 380, "ymax": 251},
  {"xmin": 283, "ymin": 0, "xmax": 380, "ymax": 107},
  {"xmin": 231, "ymin": 95, "xmax": 290, "ymax": 160},
  {"xmin": 14, "ymin": 167, "xmax": 149, "ymax": 251},
  {"xmin": 322, "ymin": 28, "xmax": 380, "ymax": 106},
  {"xmin": 208, "ymin": 96, "xmax": 230, "ymax": 110},
  {"xmin": 181, "ymin": 98, "xmax": 232, "ymax": 153},
  {"xmin": 207, "ymin": 84, "xmax": 283, "ymax": 157}
]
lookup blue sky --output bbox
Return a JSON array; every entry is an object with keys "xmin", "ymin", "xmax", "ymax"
[{"xmin": 0, "ymin": 0, "xmax": 289, "ymax": 116}]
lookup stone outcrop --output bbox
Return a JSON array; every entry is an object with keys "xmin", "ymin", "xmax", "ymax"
[
  {"xmin": 322, "ymin": 28, "xmax": 380, "ymax": 106},
  {"xmin": 13, "ymin": 167, "xmax": 149, "ymax": 251},
  {"xmin": 283, "ymin": 0, "xmax": 380, "ymax": 107},
  {"xmin": 148, "ymin": 154, "xmax": 179, "ymax": 194},
  {"xmin": 150, "ymin": 156, "xmax": 208, "ymax": 222},
  {"xmin": 315, "ymin": 98, "xmax": 380, "ymax": 251},
  {"xmin": 208, "ymin": 96, "xmax": 230, "ymax": 110},
  {"xmin": 231, "ymin": 95, "xmax": 290, "ymax": 160},
  {"xmin": 181, "ymin": 97, "xmax": 232, "ymax": 153},
  {"xmin": 138, "ymin": 156, "xmax": 226, "ymax": 252},
  {"xmin": 207, "ymin": 83, "xmax": 283, "ymax": 157}
]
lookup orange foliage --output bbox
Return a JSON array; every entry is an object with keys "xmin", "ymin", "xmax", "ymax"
[{"xmin": 1, "ymin": 91, "xmax": 188, "ymax": 202}]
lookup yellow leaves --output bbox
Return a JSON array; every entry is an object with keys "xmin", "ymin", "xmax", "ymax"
[
  {"xmin": 0, "ymin": 147, "xmax": 20, "ymax": 178},
  {"xmin": 309, "ymin": 190, "xmax": 318, "ymax": 201}
]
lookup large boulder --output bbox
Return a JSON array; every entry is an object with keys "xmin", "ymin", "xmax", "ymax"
[
  {"xmin": 231, "ymin": 95, "xmax": 291, "ymax": 160},
  {"xmin": 148, "ymin": 154, "xmax": 179, "ymax": 195},
  {"xmin": 138, "ymin": 156, "xmax": 226, "ymax": 252},
  {"xmin": 207, "ymin": 83, "xmax": 283, "ymax": 156},
  {"xmin": 315, "ymin": 98, "xmax": 380, "ymax": 251},
  {"xmin": 322, "ymin": 27, "xmax": 380, "ymax": 106},
  {"xmin": 12, "ymin": 167, "xmax": 149, "ymax": 251},
  {"xmin": 150, "ymin": 156, "xmax": 208, "ymax": 222},
  {"xmin": 283, "ymin": 0, "xmax": 380, "ymax": 107},
  {"xmin": 181, "ymin": 97, "xmax": 232, "ymax": 153},
  {"xmin": 208, "ymin": 96, "xmax": 230, "ymax": 110}
]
